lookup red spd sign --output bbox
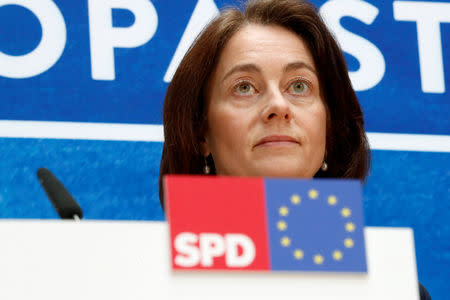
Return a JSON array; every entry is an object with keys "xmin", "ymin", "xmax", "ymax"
[{"xmin": 165, "ymin": 176, "xmax": 270, "ymax": 271}]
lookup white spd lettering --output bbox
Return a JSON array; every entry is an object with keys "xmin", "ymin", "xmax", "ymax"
[{"xmin": 174, "ymin": 232, "xmax": 256, "ymax": 268}]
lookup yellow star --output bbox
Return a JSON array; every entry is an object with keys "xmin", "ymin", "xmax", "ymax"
[
  {"xmin": 332, "ymin": 250, "xmax": 343, "ymax": 261},
  {"xmin": 313, "ymin": 254, "xmax": 324, "ymax": 265},
  {"xmin": 344, "ymin": 238, "xmax": 354, "ymax": 248},
  {"xmin": 308, "ymin": 189, "xmax": 319, "ymax": 199},
  {"xmin": 293, "ymin": 249, "xmax": 304, "ymax": 260},
  {"xmin": 341, "ymin": 207, "xmax": 352, "ymax": 218},
  {"xmin": 279, "ymin": 206, "xmax": 289, "ymax": 217},
  {"xmin": 345, "ymin": 222, "xmax": 355, "ymax": 232},
  {"xmin": 281, "ymin": 236, "xmax": 291, "ymax": 247},
  {"xmin": 277, "ymin": 220, "xmax": 287, "ymax": 231},
  {"xmin": 328, "ymin": 195, "xmax": 338, "ymax": 206},
  {"xmin": 290, "ymin": 194, "xmax": 301, "ymax": 205}
]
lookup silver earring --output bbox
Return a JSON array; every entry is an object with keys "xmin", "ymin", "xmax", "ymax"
[
  {"xmin": 321, "ymin": 161, "xmax": 328, "ymax": 171},
  {"xmin": 203, "ymin": 158, "xmax": 210, "ymax": 174}
]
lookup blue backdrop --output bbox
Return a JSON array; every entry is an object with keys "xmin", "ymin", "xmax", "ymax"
[{"xmin": 0, "ymin": 0, "xmax": 448, "ymax": 298}]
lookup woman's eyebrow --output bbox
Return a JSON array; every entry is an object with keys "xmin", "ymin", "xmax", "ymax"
[
  {"xmin": 221, "ymin": 64, "xmax": 262, "ymax": 83},
  {"xmin": 221, "ymin": 61, "xmax": 316, "ymax": 83},
  {"xmin": 283, "ymin": 61, "xmax": 317, "ymax": 75}
]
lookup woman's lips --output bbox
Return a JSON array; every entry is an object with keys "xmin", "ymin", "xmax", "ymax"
[{"xmin": 254, "ymin": 135, "xmax": 299, "ymax": 147}]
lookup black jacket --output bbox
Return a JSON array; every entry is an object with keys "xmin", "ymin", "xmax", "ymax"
[{"xmin": 419, "ymin": 283, "xmax": 432, "ymax": 300}]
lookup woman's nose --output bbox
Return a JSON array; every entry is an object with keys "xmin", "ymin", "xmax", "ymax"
[{"xmin": 262, "ymin": 89, "xmax": 292, "ymax": 122}]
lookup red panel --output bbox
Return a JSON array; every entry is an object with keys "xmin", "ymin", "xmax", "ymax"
[{"xmin": 165, "ymin": 175, "xmax": 269, "ymax": 271}]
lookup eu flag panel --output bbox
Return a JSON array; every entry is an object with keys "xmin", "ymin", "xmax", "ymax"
[{"xmin": 265, "ymin": 179, "xmax": 366, "ymax": 272}]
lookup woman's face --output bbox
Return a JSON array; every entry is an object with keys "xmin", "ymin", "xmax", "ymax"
[{"xmin": 204, "ymin": 24, "xmax": 326, "ymax": 178}]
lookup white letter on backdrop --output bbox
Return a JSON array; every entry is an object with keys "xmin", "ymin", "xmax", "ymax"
[
  {"xmin": 394, "ymin": 1, "xmax": 450, "ymax": 94},
  {"xmin": 200, "ymin": 233, "xmax": 225, "ymax": 267},
  {"xmin": 0, "ymin": 0, "xmax": 66, "ymax": 78},
  {"xmin": 88, "ymin": 0, "xmax": 158, "ymax": 80},
  {"xmin": 174, "ymin": 232, "xmax": 200, "ymax": 267},
  {"xmin": 225, "ymin": 234, "xmax": 256, "ymax": 267},
  {"xmin": 320, "ymin": 0, "xmax": 385, "ymax": 91},
  {"xmin": 163, "ymin": 0, "xmax": 219, "ymax": 83}
]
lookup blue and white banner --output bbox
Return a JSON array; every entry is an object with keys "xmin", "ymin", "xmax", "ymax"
[
  {"xmin": 1, "ymin": 0, "xmax": 448, "ymax": 133},
  {"xmin": 0, "ymin": 1, "xmax": 449, "ymax": 298}
]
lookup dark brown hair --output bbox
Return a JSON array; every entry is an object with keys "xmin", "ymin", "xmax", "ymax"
[{"xmin": 159, "ymin": 0, "xmax": 370, "ymax": 207}]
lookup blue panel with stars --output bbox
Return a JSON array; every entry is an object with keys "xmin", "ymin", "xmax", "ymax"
[{"xmin": 265, "ymin": 178, "xmax": 367, "ymax": 272}]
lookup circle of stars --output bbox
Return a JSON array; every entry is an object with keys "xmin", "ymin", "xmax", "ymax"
[{"xmin": 276, "ymin": 190, "xmax": 357, "ymax": 265}]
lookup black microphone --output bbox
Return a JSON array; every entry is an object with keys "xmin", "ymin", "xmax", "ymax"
[{"xmin": 37, "ymin": 167, "xmax": 83, "ymax": 220}]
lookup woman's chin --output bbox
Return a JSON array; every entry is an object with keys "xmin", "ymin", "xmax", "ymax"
[{"xmin": 247, "ymin": 162, "xmax": 316, "ymax": 179}]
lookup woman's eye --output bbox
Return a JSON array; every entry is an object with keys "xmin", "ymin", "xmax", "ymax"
[
  {"xmin": 234, "ymin": 82, "xmax": 255, "ymax": 95},
  {"xmin": 289, "ymin": 80, "xmax": 310, "ymax": 95}
]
